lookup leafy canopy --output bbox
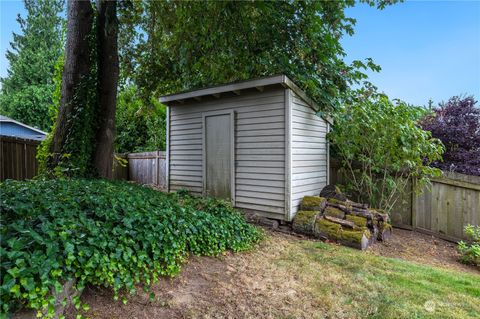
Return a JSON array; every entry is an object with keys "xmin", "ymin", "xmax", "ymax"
[
  {"xmin": 0, "ymin": 0, "xmax": 65, "ymax": 131},
  {"xmin": 329, "ymin": 88, "xmax": 444, "ymax": 212},
  {"xmin": 118, "ymin": 0, "xmax": 397, "ymax": 113},
  {"xmin": 421, "ymin": 96, "xmax": 480, "ymax": 176},
  {"xmin": 0, "ymin": 179, "xmax": 261, "ymax": 316}
]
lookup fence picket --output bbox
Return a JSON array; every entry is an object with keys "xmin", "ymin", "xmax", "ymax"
[
  {"xmin": 113, "ymin": 151, "xmax": 167, "ymax": 189},
  {"xmin": 0, "ymin": 136, "xmax": 41, "ymax": 181}
]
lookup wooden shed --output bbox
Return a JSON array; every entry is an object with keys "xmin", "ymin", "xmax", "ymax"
[{"xmin": 160, "ymin": 75, "xmax": 332, "ymax": 221}]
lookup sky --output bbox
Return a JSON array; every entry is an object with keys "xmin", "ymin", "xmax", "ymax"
[
  {"xmin": 1, "ymin": 0, "xmax": 23, "ymax": 81},
  {"xmin": 1, "ymin": 0, "xmax": 479, "ymax": 106},
  {"xmin": 342, "ymin": 0, "xmax": 480, "ymax": 105}
]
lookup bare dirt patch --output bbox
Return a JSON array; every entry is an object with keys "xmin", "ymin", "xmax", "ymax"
[
  {"xmin": 367, "ymin": 228, "xmax": 478, "ymax": 274},
  {"xmin": 68, "ymin": 234, "xmax": 317, "ymax": 319}
]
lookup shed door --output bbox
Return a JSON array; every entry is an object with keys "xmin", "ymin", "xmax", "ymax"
[{"xmin": 203, "ymin": 112, "xmax": 234, "ymax": 200}]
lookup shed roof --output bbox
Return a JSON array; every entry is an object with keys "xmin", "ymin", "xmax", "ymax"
[{"xmin": 159, "ymin": 74, "xmax": 332, "ymax": 125}]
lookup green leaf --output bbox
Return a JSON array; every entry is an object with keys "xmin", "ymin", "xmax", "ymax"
[{"xmin": 10, "ymin": 284, "xmax": 21, "ymax": 296}]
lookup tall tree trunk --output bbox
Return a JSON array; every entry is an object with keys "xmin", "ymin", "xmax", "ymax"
[
  {"xmin": 93, "ymin": 0, "xmax": 119, "ymax": 178},
  {"xmin": 48, "ymin": 0, "xmax": 93, "ymax": 169}
]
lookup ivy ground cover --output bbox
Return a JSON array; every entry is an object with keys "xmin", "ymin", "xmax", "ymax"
[{"xmin": 0, "ymin": 179, "xmax": 261, "ymax": 316}]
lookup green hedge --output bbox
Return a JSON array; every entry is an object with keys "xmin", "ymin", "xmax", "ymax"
[{"xmin": 0, "ymin": 179, "xmax": 261, "ymax": 316}]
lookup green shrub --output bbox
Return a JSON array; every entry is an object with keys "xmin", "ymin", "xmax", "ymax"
[
  {"xmin": 329, "ymin": 89, "xmax": 443, "ymax": 213},
  {"xmin": 115, "ymin": 85, "xmax": 166, "ymax": 153},
  {"xmin": 458, "ymin": 224, "xmax": 480, "ymax": 268},
  {"xmin": 0, "ymin": 179, "xmax": 261, "ymax": 316}
]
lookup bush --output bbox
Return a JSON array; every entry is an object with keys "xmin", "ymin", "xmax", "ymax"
[
  {"xmin": 329, "ymin": 89, "xmax": 443, "ymax": 213},
  {"xmin": 458, "ymin": 224, "xmax": 480, "ymax": 268},
  {"xmin": 0, "ymin": 179, "xmax": 261, "ymax": 316},
  {"xmin": 420, "ymin": 96, "xmax": 480, "ymax": 176},
  {"xmin": 115, "ymin": 85, "xmax": 166, "ymax": 153}
]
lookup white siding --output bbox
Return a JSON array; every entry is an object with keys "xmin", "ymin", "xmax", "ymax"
[
  {"xmin": 168, "ymin": 87, "xmax": 286, "ymax": 218},
  {"xmin": 289, "ymin": 92, "xmax": 328, "ymax": 218}
]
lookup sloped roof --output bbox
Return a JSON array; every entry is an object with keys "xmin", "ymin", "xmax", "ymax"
[
  {"xmin": 159, "ymin": 75, "xmax": 313, "ymax": 106},
  {"xmin": 159, "ymin": 75, "xmax": 333, "ymax": 125},
  {"xmin": 0, "ymin": 115, "xmax": 12, "ymax": 121},
  {"xmin": 0, "ymin": 114, "xmax": 47, "ymax": 135}
]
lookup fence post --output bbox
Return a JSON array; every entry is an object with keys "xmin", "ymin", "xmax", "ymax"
[
  {"xmin": 411, "ymin": 178, "xmax": 416, "ymax": 230},
  {"xmin": 156, "ymin": 150, "xmax": 160, "ymax": 186},
  {"xmin": 23, "ymin": 142, "xmax": 27, "ymax": 180}
]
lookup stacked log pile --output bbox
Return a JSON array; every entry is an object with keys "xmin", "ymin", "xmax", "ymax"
[{"xmin": 292, "ymin": 195, "xmax": 392, "ymax": 250}]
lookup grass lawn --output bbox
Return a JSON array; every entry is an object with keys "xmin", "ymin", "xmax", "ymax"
[
  {"xmin": 75, "ymin": 232, "xmax": 480, "ymax": 319},
  {"xmin": 282, "ymin": 238, "xmax": 479, "ymax": 319}
]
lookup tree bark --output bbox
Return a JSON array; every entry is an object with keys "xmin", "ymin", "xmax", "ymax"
[
  {"xmin": 48, "ymin": 0, "xmax": 93, "ymax": 168},
  {"xmin": 93, "ymin": 0, "xmax": 119, "ymax": 178}
]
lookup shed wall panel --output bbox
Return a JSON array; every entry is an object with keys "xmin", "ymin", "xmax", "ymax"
[
  {"xmin": 169, "ymin": 87, "xmax": 286, "ymax": 218},
  {"xmin": 290, "ymin": 93, "xmax": 328, "ymax": 217}
]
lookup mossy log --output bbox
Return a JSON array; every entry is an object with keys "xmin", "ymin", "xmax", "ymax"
[
  {"xmin": 377, "ymin": 222, "xmax": 392, "ymax": 241},
  {"xmin": 350, "ymin": 208, "xmax": 374, "ymax": 220},
  {"xmin": 300, "ymin": 196, "xmax": 327, "ymax": 211},
  {"xmin": 319, "ymin": 184, "xmax": 347, "ymax": 201},
  {"xmin": 339, "ymin": 229, "xmax": 371, "ymax": 250},
  {"xmin": 314, "ymin": 218, "xmax": 370, "ymax": 250},
  {"xmin": 314, "ymin": 217, "xmax": 342, "ymax": 239},
  {"xmin": 324, "ymin": 206, "xmax": 346, "ymax": 219},
  {"xmin": 326, "ymin": 202, "xmax": 352, "ymax": 214},
  {"xmin": 327, "ymin": 202, "xmax": 374, "ymax": 220},
  {"xmin": 346, "ymin": 200, "xmax": 369, "ymax": 209},
  {"xmin": 369, "ymin": 225, "xmax": 378, "ymax": 244},
  {"xmin": 371, "ymin": 210, "xmax": 390, "ymax": 223},
  {"xmin": 346, "ymin": 215, "xmax": 368, "ymax": 228},
  {"xmin": 292, "ymin": 194, "xmax": 391, "ymax": 249},
  {"xmin": 292, "ymin": 210, "xmax": 319, "ymax": 236},
  {"xmin": 324, "ymin": 215, "xmax": 355, "ymax": 228},
  {"xmin": 327, "ymin": 197, "xmax": 349, "ymax": 206}
]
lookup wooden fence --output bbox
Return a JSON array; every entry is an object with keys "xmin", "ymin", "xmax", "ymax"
[
  {"xmin": 0, "ymin": 137, "xmax": 166, "ymax": 188},
  {"xmin": 114, "ymin": 151, "xmax": 167, "ymax": 188},
  {"xmin": 330, "ymin": 162, "xmax": 480, "ymax": 241},
  {"xmin": 402, "ymin": 173, "xmax": 479, "ymax": 242},
  {"xmin": 0, "ymin": 136, "xmax": 41, "ymax": 181}
]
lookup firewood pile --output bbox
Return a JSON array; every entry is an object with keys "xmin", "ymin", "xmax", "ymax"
[{"xmin": 292, "ymin": 186, "xmax": 392, "ymax": 250}]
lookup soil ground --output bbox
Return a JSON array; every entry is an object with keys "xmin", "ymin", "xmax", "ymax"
[
  {"xmin": 67, "ymin": 228, "xmax": 479, "ymax": 319},
  {"xmin": 368, "ymin": 228, "xmax": 477, "ymax": 274}
]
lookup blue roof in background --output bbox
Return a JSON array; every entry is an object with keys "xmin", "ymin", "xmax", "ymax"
[{"xmin": 0, "ymin": 115, "xmax": 47, "ymax": 141}]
